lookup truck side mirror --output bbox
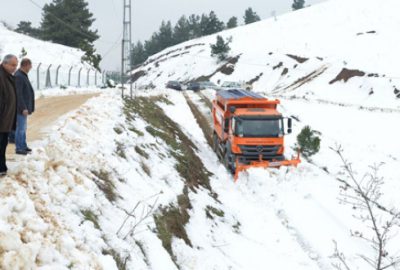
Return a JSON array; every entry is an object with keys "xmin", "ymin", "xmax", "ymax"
[{"xmin": 287, "ymin": 118, "xmax": 292, "ymax": 134}]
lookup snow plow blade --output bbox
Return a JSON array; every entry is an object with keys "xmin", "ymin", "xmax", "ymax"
[{"xmin": 234, "ymin": 153, "xmax": 301, "ymax": 181}]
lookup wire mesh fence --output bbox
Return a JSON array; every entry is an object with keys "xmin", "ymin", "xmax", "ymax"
[{"xmin": 30, "ymin": 63, "xmax": 107, "ymax": 90}]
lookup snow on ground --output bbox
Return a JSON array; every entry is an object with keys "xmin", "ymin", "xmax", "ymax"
[
  {"xmin": 36, "ymin": 86, "xmax": 104, "ymax": 98},
  {"xmin": 1, "ymin": 83, "xmax": 398, "ymax": 269},
  {"xmin": 0, "ymin": 23, "xmax": 101, "ymax": 90},
  {"xmin": 0, "ymin": 23, "xmax": 89, "ymax": 68},
  {"xmin": 125, "ymin": 0, "xmax": 400, "ymax": 266},
  {"xmin": 169, "ymin": 89, "xmax": 400, "ymax": 270},
  {"xmin": 1, "ymin": 0, "xmax": 400, "ymax": 268},
  {"xmin": 0, "ymin": 88, "xmax": 313, "ymax": 269}
]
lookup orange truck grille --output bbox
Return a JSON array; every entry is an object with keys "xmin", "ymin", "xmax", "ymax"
[{"xmin": 237, "ymin": 145, "xmax": 283, "ymax": 164}]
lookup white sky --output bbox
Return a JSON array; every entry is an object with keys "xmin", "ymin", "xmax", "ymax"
[{"xmin": 1, "ymin": 0, "xmax": 325, "ymax": 70}]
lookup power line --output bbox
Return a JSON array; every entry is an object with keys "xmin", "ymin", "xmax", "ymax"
[
  {"xmin": 25, "ymin": 0, "xmax": 116, "ymax": 45},
  {"xmin": 102, "ymin": 31, "xmax": 123, "ymax": 60}
]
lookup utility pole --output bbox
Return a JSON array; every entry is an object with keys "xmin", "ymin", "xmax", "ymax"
[{"xmin": 121, "ymin": 0, "xmax": 132, "ymax": 98}]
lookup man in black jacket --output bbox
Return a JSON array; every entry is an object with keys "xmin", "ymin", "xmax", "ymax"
[
  {"xmin": 0, "ymin": 55, "xmax": 18, "ymax": 176},
  {"xmin": 14, "ymin": 58, "xmax": 35, "ymax": 155}
]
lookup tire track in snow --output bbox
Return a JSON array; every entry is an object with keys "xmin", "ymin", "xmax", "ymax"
[
  {"xmin": 274, "ymin": 208, "xmax": 333, "ymax": 270},
  {"xmin": 182, "ymin": 91, "xmax": 214, "ymax": 147},
  {"xmin": 196, "ymin": 91, "xmax": 213, "ymax": 110}
]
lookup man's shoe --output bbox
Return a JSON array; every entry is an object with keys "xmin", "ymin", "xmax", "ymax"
[
  {"xmin": 16, "ymin": 150, "xmax": 28, "ymax": 155},
  {"xmin": 25, "ymin": 147, "xmax": 32, "ymax": 152},
  {"xmin": 0, "ymin": 171, "xmax": 7, "ymax": 177}
]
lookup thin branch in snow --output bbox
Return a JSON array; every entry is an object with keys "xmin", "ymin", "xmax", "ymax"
[
  {"xmin": 330, "ymin": 145, "xmax": 400, "ymax": 270},
  {"xmin": 116, "ymin": 191, "xmax": 162, "ymax": 239}
]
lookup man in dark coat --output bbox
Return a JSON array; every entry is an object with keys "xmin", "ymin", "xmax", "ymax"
[
  {"xmin": 0, "ymin": 54, "xmax": 18, "ymax": 176},
  {"xmin": 14, "ymin": 58, "xmax": 35, "ymax": 155}
]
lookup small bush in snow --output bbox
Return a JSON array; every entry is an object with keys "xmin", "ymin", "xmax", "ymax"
[
  {"xmin": 210, "ymin": 35, "xmax": 232, "ymax": 62},
  {"xmin": 292, "ymin": 0, "xmax": 305, "ymax": 10},
  {"xmin": 19, "ymin": 47, "xmax": 27, "ymax": 58},
  {"xmin": 297, "ymin": 126, "xmax": 321, "ymax": 157}
]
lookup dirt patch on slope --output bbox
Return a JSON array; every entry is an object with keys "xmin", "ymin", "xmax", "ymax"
[
  {"xmin": 329, "ymin": 68, "xmax": 366, "ymax": 84},
  {"xmin": 194, "ymin": 54, "xmax": 241, "ymax": 81},
  {"xmin": 286, "ymin": 54, "xmax": 309, "ymax": 63},
  {"xmin": 247, "ymin": 73, "xmax": 264, "ymax": 85}
]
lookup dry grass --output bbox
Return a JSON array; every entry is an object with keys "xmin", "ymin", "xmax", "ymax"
[
  {"xmin": 91, "ymin": 170, "xmax": 117, "ymax": 202},
  {"xmin": 135, "ymin": 145, "xmax": 149, "ymax": 159},
  {"xmin": 154, "ymin": 187, "xmax": 192, "ymax": 265},
  {"xmin": 183, "ymin": 92, "xmax": 213, "ymax": 147},
  {"xmin": 81, "ymin": 209, "xmax": 100, "ymax": 229},
  {"xmin": 124, "ymin": 96, "xmax": 212, "ymax": 192}
]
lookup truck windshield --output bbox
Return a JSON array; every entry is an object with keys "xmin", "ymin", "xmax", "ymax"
[{"xmin": 235, "ymin": 117, "xmax": 283, "ymax": 138}]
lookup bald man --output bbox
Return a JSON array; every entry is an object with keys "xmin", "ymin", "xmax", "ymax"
[{"xmin": 0, "ymin": 54, "xmax": 18, "ymax": 177}]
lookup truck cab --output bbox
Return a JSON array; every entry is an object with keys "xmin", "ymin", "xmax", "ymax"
[{"xmin": 212, "ymin": 89, "xmax": 298, "ymax": 178}]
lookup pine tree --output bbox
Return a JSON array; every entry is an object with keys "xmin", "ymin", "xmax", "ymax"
[
  {"xmin": 226, "ymin": 17, "xmax": 238, "ymax": 29},
  {"xmin": 188, "ymin": 14, "xmax": 201, "ymax": 38},
  {"xmin": 80, "ymin": 42, "xmax": 101, "ymax": 70},
  {"xmin": 40, "ymin": 0, "xmax": 101, "ymax": 69},
  {"xmin": 200, "ymin": 11, "xmax": 225, "ymax": 36},
  {"xmin": 199, "ymin": 14, "xmax": 210, "ymax": 36},
  {"xmin": 208, "ymin": 11, "xmax": 225, "ymax": 33},
  {"xmin": 244, "ymin": 8, "xmax": 261, "ymax": 25},
  {"xmin": 131, "ymin": 41, "xmax": 148, "ymax": 66},
  {"xmin": 210, "ymin": 35, "xmax": 232, "ymax": 62},
  {"xmin": 157, "ymin": 21, "xmax": 174, "ymax": 49},
  {"xmin": 292, "ymin": 0, "xmax": 305, "ymax": 10},
  {"xmin": 173, "ymin": 16, "xmax": 191, "ymax": 44},
  {"xmin": 144, "ymin": 33, "xmax": 161, "ymax": 56},
  {"xmin": 15, "ymin": 21, "xmax": 41, "ymax": 38},
  {"xmin": 296, "ymin": 126, "xmax": 321, "ymax": 158}
]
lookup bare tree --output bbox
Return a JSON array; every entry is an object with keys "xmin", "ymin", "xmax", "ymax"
[
  {"xmin": 116, "ymin": 192, "xmax": 162, "ymax": 240},
  {"xmin": 331, "ymin": 145, "xmax": 400, "ymax": 270}
]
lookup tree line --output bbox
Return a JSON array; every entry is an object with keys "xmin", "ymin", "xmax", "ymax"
[
  {"xmin": 132, "ymin": 0, "xmax": 306, "ymax": 67},
  {"xmin": 131, "ymin": 8, "xmax": 261, "ymax": 66},
  {"xmin": 14, "ymin": 0, "xmax": 306, "ymax": 71}
]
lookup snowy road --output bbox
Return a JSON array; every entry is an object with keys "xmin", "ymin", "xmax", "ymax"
[{"xmin": 6, "ymin": 93, "xmax": 99, "ymax": 156}]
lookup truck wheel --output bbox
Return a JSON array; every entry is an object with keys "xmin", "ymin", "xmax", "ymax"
[
  {"xmin": 212, "ymin": 133, "xmax": 219, "ymax": 153},
  {"xmin": 224, "ymin": 148, "xmax": 236, "ymax": 175}
]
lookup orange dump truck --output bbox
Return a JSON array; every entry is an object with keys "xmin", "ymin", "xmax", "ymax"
[{"xmin": 212, "ymin": 89, "xmax": 300, "ymax": 180}]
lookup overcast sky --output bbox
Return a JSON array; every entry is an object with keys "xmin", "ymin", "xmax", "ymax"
[{"xmin": 1, "ymin": 0, "xmax": 325, "ymax": 70}]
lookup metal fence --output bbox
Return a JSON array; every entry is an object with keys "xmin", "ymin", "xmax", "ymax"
[{"xmin": 30, "ymin": 63, "xmax": 107, "ymax": 90}]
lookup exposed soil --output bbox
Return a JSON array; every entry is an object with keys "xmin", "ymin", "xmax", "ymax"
[{"xmin": 329, "ymin": 68, "xmax": 366, "ymax": 84}]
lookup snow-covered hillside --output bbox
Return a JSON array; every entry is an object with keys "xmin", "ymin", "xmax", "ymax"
[
  {"xmin": 122, "ymin": 0, "xmax": 400, "ymax": 268},
  {"xmin": 2, "ymin": 86, "xmax": 398, "ymax": 269},
  {"xmin": 0, "ymin": 23, "xmax": 102, "ymax": 89},
  {"xmin": 1, "ymin": 0, "xmax": 400, "ymax": 269},
  {"xmin": 131, "ymin": 0, "xmax": 400, "ymax": 110},
  {"xmin": 0, "ymin": 23, "xmax": 89, "ymax": 68}
]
